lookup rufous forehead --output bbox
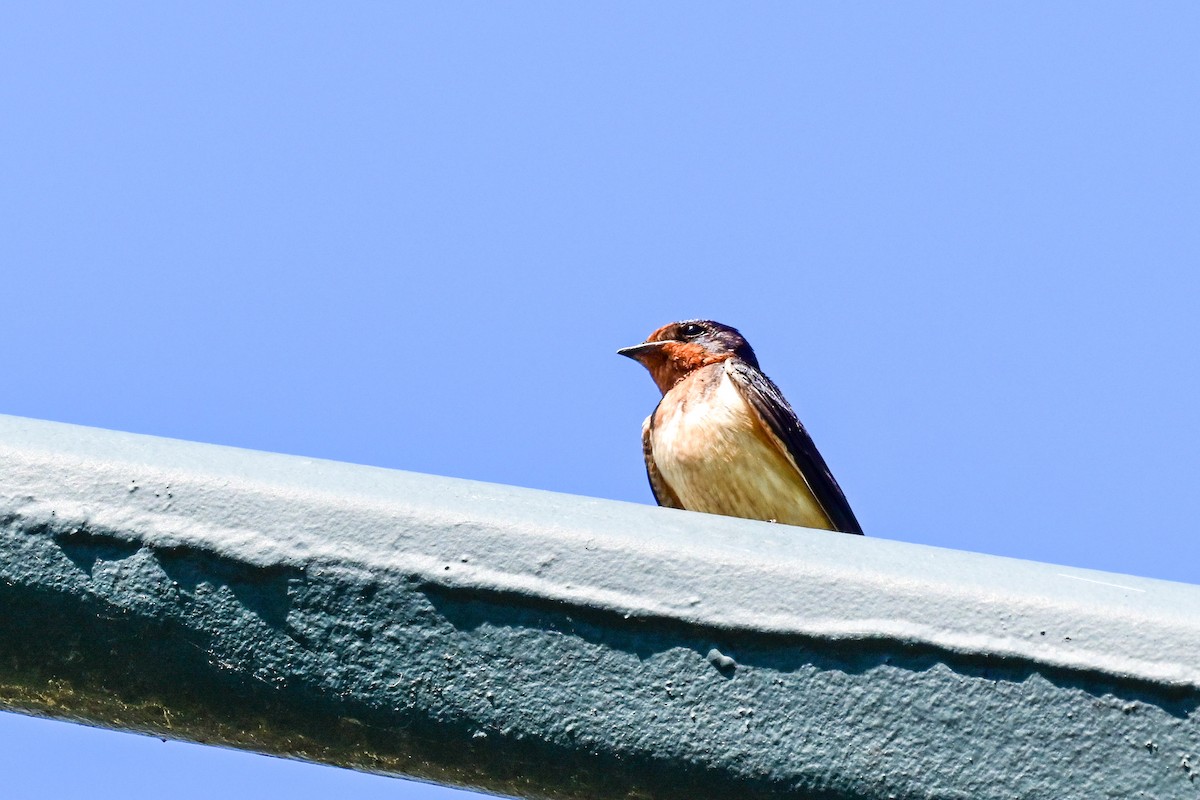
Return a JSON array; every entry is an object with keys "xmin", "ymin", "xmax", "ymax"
[{"xmin": 646, "ymin": 323, "xmax": 682, "ymax": 343}]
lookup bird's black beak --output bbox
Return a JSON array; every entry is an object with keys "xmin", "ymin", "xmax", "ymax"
[{"xmin": 617, "ymin": 341, "xmax": 666, "ymax": 363}]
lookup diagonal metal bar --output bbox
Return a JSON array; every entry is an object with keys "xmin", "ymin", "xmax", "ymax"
[{"xmin": 1, "ymin": 413, "xmax": 1198, "ymax": 799}]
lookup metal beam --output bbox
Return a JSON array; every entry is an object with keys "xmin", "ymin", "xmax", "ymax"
[{"xmin": 1, "ymin": 413, "xmax": 1198, "ymax": 799}]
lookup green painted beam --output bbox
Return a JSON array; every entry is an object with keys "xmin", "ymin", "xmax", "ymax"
[{"xmin": 1, "ymin": 413, "xmax": 1198, "ymax": 799}]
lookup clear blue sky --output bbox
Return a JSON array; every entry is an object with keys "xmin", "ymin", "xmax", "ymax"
[{"xmin": 3, "ymin": 3, "xmax": 1198, "ymax": 798}]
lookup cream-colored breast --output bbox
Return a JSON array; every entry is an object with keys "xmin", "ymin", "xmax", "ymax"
[{"xmin": 650, "ymin": 363, "xmax": 832, "ymax": 529}]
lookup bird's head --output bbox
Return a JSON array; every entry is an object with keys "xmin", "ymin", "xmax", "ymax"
[{"xmin": 618, "ymin": 319, "xmax": 759, "ymax": 395}]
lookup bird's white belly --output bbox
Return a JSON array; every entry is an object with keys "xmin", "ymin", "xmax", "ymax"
[{"xmin": 651, "ymin": 370, "xmax": 830, "ymax": 529}]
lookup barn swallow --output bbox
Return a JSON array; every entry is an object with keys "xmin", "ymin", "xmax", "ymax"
[{"xmin": 618, "ymin": 320, "xmax": 863, "ymax": 534}]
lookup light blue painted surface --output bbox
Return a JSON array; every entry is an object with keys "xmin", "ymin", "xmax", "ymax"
[{"xmin": 1, "ymin": 414, "xmax": 1199, "ymax": 799}]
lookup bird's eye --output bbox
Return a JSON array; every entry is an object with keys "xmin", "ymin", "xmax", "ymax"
[{"xmin": 679, "ymin": 323, "xmax": 705, "ymax": 339}]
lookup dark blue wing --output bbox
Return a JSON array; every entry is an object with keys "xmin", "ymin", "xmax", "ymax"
[{"xmin": 726, "ymin": 359, "xmax": 863, "ymax": 535}]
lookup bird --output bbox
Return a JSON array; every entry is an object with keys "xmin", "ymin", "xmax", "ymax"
[{"xmin": 618, "ymin": 319, "xmax": 862, "ymax": 534}]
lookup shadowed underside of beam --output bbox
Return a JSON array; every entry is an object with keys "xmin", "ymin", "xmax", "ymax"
[{"xmin": 1, "ymin": 413, "xmax": 1199, "ymax": 800}]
